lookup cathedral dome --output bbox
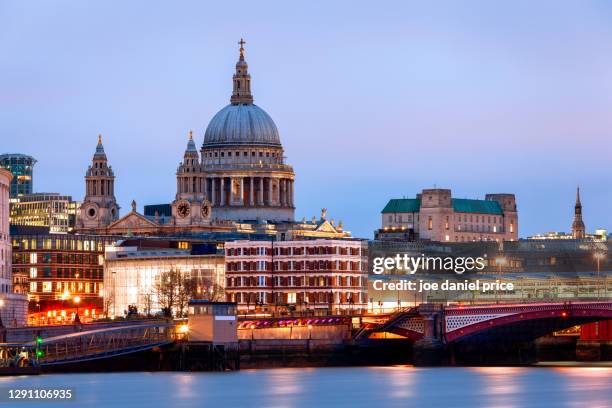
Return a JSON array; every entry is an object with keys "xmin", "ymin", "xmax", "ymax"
[{"xmin": 203, "ymin": 103, "xmax": 281, "ymax": 147}]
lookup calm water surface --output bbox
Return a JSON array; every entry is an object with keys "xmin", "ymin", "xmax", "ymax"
[{"xmin": 0, "ymin": 366, "xmax": 610, "ymax": 408}]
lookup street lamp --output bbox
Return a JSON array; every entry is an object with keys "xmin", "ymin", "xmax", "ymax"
[
  {"xmin": 494, "ymin": 256, "xmax": 508, "ymax": 304},
  {"xmin": 594, "ymin": 252, "xmax": 606, "ymax": 300}
]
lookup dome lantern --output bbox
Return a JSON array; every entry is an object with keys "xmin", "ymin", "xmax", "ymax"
[{"xmin": 231, "ymin": 38, "xmax": 253, "ymax": 105}]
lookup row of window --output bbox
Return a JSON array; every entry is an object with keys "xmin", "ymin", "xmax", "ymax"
[
  {"xmin": 13, "ymin": 252, "xmax": 104, "ymax": 266},
  {"xmin": 389, "ymin": 214, "xmax": 503, "ymax": 224},
  {"xmin": 27, "ymin": 267, "xmax": 102, "ymax": 279},
  {"xmin": 229, "ymin": 291, "xmax": 363, "ymax": 305},
  {"xmin": 227, "ymin": 246, "xmax": 362, "ymax": 257},
  {"xmin": 205, "ymin": 150, "xmax": 279, "ymax": 159},
  {"xmin": 12, "ymin": 237, "xmax": 111, "ymax": 252},
  {"xmin": 29, "ymin": 280, "xmax": 101, "ymax": 294},
  {"xmin": 226, "ymin": 260, "xmax": 363, "ymax": 272},
  {"xmin": 227, "ymin": 275, "xmax": 363, "ymax": 288}
]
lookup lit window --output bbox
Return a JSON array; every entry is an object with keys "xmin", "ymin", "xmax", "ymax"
[
  {"xmin": 30, "ymin": 281, "xmax": 37, "ymax": 293},
  {"xmin": 30, "ymin": 267, "xmax": 37, "ymax": 278},
  {"xmin": 287, "ymin": 293, "xmax": 296, "ymax": 304},
  {"xmin": 428, "ymin": 216, "xmax": 433, "ymax": 230},
  {"xmin": 42, "ymin": 282, "xmax": 52, "ymax": 293}
]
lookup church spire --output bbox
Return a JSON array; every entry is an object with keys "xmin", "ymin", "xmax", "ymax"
[
  {"xmin": 231, "ymin": 38, "xmax": 253, "ymax": 105},
  {"xmin": 572, "ymin": 186, "xmax": 586, "ymax": 239}
]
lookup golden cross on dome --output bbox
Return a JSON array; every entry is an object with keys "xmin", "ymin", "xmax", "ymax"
[{"xmin": 238, "ymin": 38, "xmax": 246, "ymax": 58}]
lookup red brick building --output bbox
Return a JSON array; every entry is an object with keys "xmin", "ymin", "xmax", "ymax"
[{"xmin": 225, "ymin": 239, "xmax": 368, "ymax": 314}]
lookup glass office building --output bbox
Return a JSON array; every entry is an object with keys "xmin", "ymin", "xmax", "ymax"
[
  {"xmin": 0, "ymin": 154, "xmax": 37, "ymax": 198},
  {"xmin": 10, "ymin": 193, "xmax": 80, "ymax": 233}
]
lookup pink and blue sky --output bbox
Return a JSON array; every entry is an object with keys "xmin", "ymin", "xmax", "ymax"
[{"xmin": 1, "ymin": 1, "xmax": 611, "ymax": 238}]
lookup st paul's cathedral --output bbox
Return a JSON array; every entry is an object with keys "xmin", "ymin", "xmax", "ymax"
[{"xmin": 75, "ymin": 40, "xmax": 349, "ymax": 240}]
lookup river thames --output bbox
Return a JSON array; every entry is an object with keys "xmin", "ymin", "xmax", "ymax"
[{"xmin": 1, "ymin": 366, "xmax": 610, "ymax": 407}]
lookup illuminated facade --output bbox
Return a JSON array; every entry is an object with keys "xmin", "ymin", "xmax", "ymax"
[
  {"xmin": 11, "ymin": 234, "xmax": 117, "ymax": 323},
  {"xmin": 225, "ymin": 239, "xmax": 368, "ymax": 314},
  {"xmin": 104, "ymin": 239, "xmax": 225, "ymax": 317},
  {"xmin": 0, "ymin": 169, "xmax": 28, "ymax": 326},
  {"xmin": 9, "ymin": 193, "xmax": 79, "ymax": 233},
  {"xmin": 378, "ymin": 188, "xmax": 519, "ymax": 242},
  {"xmin": 0, "ymin": 153, "xmax": 36, "ymax": 198}
]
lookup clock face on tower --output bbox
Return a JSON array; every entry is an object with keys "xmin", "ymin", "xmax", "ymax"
[{"xmin": 177, "ymin": 201, "xmax": 191, "ymax": 218}]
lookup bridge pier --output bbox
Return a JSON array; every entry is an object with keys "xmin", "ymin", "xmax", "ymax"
[{"xmin": 413, "ymin": 304, "xmax": 449, "ymax": 366}]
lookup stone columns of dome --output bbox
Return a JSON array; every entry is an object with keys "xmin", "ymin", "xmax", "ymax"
[
  {"xmin": 282, "ymin": 179, "xmax": 288, "ymax": 207},
  {"xmin": 249, "ymin": 177, "xmax": 254, "ymax": 206},
  {"xmin": 220, "ymin": 177, "xmax": 226, "ymax": 206},
  {"xmin": 238, "ymin": 177, "xmax": 244, "ymax": 206},
  {"xmin": 210, "ymin": 177, "xmax": 216, "ymax": 206},
  {"xmin": 268, "ymin": 177, "xmax": 273, "ymax": 206},
  {"xmin": 229, "ymin": 177, "xmax": 235, "ymax": 206},
  {"xmin": 280, "ymin": 179, "xmax": 285, "ymax": 207},
  {"xmin": 288, "ymin": 180, "xmax": 293, "ymax": 207},
  {"xmin": 258, "ymin": 178, "xmax": 264, "ymax": 206}
]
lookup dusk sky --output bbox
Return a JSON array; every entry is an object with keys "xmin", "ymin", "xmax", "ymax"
[{"xmin": 1, "ymin": 1, "xmax": 611, "ymax": 238}]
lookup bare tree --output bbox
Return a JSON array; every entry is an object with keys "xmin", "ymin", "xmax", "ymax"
[
  {"xmin": 176, "ymin": 274, "xmax": 198, "ymax": 318},
  {"xmin": 142, "ymin": 292, "xmax": 154, "ymax": 317},
  {"xmin": 154, "ymin": 269, "xmax": 181, "ymax": 317},
  {"xmin": 199, "ymin": 278, "xmax": 224, "ymax": 302}
]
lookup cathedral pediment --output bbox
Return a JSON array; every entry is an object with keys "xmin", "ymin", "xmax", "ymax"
[
  {"xmin": 315, "ymin": 220, "xmax": 338, "ymax": 233},
  {"xmin": 108, "ymin": 211, "xmax": 158, "ymax": 229}
]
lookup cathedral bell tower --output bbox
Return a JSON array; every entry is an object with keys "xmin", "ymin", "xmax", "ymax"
[
  {"xmin": 172, "ymin": 130, "xmax": 211, "ymax": 226},
  {"xmin": 572, "ymin": 186, "xmax": 586, "ymax": 239},
  {"xmin": 77, "ymin": 135, "xmax": 120, "ymax": 229}
]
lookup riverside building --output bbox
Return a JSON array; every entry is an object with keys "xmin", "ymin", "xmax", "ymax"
[
  {"xmin": 377, "ymin": 188, "xmax": 518, "ymax": 242},
  {"xmin": 11, "ymin": 232, "xmax": 118, "ymax": 323},
  {"xmin": 0, "ymin": 169, "xmax": 28, "ymax": 326},
  {"xmin": 104, "ymin": 238, "xmax": 225, "ymax": 318},
  {"xmin": 224, "ymin": 239, "xmax": 368, "ymax": 314}
]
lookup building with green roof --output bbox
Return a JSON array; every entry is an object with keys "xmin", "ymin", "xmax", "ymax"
[{"xmin": 377, "ymin": 188, "xmax": 518, "ymax": 243}]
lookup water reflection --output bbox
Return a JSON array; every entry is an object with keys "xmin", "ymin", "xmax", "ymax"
[
  {"xmin": 0, "ymin": 366, "xmax": 610, "ymax": 408},
  {"xmin": 263, "ymin": 368, "xmax": 304, "ymax": 408},
  {"xmin": 470, "ymin": 367, "xmax": 525, "ymax": 408}
]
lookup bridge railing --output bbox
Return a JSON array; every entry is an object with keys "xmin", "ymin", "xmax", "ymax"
[
  {"xmin": 444, "ymin": 301, "xmax": 612, "ymax": 315},
  {"xmin": 0, "ymin": 322, "xmax": 175, "ymax": 366}
]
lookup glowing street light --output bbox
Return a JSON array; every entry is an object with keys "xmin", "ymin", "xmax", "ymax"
[
  {"xmin": 594, "ymin": 252, "xmax": 606, "ymax": 300},
  {"xmin": 494, "ymin": 256, "xmax": 508, "ymax": 304}
]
